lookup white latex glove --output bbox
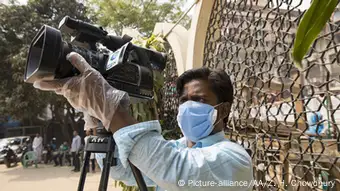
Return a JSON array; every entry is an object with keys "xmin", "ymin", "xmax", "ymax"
[{"xmin": 33, "ymin": 52, "xmax": 130, "ymax": 130}]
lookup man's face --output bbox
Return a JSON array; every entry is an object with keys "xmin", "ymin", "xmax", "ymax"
[
  {"xmin": 73, "ymin": 131, "xmax": 77, "ymax": 136},
  {"xmin": 179, "ymin": 79, "xmax": 218, "ymax": 106},
  {"xmin": 36, "ymin": 133, "xmax": 39, "ymax": 137},
  {"xmin": 178, "ymin": 79, "xmax": 231, "ymax": 131}
]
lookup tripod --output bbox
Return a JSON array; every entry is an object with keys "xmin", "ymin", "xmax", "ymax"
[{"xmin": 77, "ymin": 128, "xmax": 148, "ymax": 191}]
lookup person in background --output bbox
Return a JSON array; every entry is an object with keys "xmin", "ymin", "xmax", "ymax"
[
  {"xmin": 54, "ymin": 141, "xmax": 71, "ymax": 166},
  {"xmin": 307, "ymin": 111, "xmax": 325, "ymax": 135},
  {"xmin": 71, "ymin": 131, "xmax": 81, "ymax": 172},
  {"xmin": 21, "ymin": 138, "xmax": 33, "ymax": 164},
  {"xmin": 84, "ymin": 129, "xmax": 96, "ymax": 173},
  {"xmin": 46, "ymin": 137, "xmax": 58, "ymax": 163},
  {"xmin": 23, "ymin": 138, "xmax": 33, "ymax": 151},
  {"xmin": 50, "ymin": 137, "xmax": 57, "ymax": 151},
  {"xmin": 32, "ymin": 133, "xmax": 43, "ymax": 163}
]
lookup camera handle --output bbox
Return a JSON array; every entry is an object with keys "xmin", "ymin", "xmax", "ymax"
[{"xmin": 77, "ymin": 135, "xmax": 148, "ymax": 191}]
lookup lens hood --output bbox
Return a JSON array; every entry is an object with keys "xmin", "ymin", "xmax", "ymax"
[{"xmin": 24, "ymin": 25, "xmax": 62, "ymax": 83}]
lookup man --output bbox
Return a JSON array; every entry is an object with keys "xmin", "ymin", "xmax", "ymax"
[
  {"xmin": 306, "ymin": 111, "xmax": 325, "ymax": 135},
  {"xmin": 45, "ymin": 137, "xmax": 57, "ymax": 164},
  {"xmin": 53, "ymin": 141, "xmax": 71, "ymax": 166},
  {"xmin": 84, "ymin": 130, "xmax": 96, "ymax": 173},
  {"xmin": 23, "ymin": 138, "xmax": 33, "ymax": 151},
  {"xmin": 32, "ymin": 133, "xmax": 43, "ymax": 163},
  {"xmin": 50, "ymin": 137, "xmax": 57, "ymax": 151},
  {"xmin": 71, "ymin": 131, "xmax": 81, "ymax": 172},
  {"xmin": 34, "ymin": 52, "xmax": 253, "ymax": 190}
]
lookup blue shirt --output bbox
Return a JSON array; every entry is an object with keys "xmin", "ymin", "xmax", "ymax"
[
  {"xmin": 51, "ymin": 143, "xmax": 57, "ymax": 151},
  {"xmin": 96, "ymin": 120, "xmax": 253, "ymax": 191},
  {"xmin": 307, "ymin": 112, "xmax": 324, "ymax": 134}
]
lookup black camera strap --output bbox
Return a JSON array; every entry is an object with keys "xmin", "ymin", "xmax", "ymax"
[{"xmin": 77, "ymin": 132, "xmax": 148, "ymax": 191}]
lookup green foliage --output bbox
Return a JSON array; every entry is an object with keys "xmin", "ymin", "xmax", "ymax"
[
  {"xmin": 0, "ymin": 0, "xmax": 91, "ymax": 133},
  {"xmin": 86, "ymin": 0, "xmax": 191, "ymax": 36},
  {"xmin": 292, "ymin": 0, "xmax": 338, "ymax": 68}
]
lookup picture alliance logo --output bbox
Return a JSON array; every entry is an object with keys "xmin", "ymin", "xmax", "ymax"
[
  {"xmin": 177, "ymin": 180, "xmax": 255, "ymax": 187},
  {"xmin": 218, "ymin": 180, "xmax": 251, "ymax": 187}
]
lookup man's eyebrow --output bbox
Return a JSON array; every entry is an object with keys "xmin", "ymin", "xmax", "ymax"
[
  {"xmin": 191, "ymin": 93, "xmax": 207, "ymax": 98},
  {"xmin": 190, "ymin": 95, "xmax": 208, "ymax": 100}
]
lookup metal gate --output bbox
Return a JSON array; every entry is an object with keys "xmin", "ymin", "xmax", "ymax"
[{"xmin": 203, "ymin": 0, "xmax": 340, "ymax": 190}]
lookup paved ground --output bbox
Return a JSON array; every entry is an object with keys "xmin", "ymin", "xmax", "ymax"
[{"xmin": 0, "ymin": 163, "xmax": 123, "ymax": 191}]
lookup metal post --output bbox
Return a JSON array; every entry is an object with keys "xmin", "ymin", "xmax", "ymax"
[
  {"xmin": 78, "ymin": 151, "xmax": 90, "ymax": 191},
  {"xmin": 325, "ymin": 95, "xmax": 332, "ymax": 139},
  {"xmin": 300, "ymin": 75, "xmax": 308, "ymax": 130},
  {"xmin": 98, "ymin": 151, "xmax": 113, "ymax": 191}
]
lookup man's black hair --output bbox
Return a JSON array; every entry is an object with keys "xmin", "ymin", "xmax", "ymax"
[{"xmin": 176, "ymin": 67, "xmax": 234, "ymax": 104}]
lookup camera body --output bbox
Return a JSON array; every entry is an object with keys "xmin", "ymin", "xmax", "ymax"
[{"xmin": 24, "ymin": 16, "xmax": 167, "ymax": 100}]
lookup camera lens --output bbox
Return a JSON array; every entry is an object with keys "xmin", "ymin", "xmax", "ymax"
[
  {"xmin": 25, "ymin": 25, "xmax": 104, "ymax": 83},
  {"xmin": 25, "ymin": 25, "xmax": 62, "ymax": 83}
]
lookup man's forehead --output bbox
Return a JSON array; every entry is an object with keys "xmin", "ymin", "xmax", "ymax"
[{"xmin": 183, "ymin": 80, "xmax": 211, "ymax": 94}]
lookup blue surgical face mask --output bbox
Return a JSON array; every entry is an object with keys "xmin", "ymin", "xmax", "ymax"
[{"xmin": 177, "ymin": 101, "xmax": 219, "ymax": 142}]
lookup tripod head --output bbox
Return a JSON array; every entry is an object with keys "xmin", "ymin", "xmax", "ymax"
[
  {"xmin": 95, "ymin": 126, "xmax": 113, "ymax": 138},
  {"xmin": 80, "ymin": 124, "xmax": 148, "ymax": 191}
]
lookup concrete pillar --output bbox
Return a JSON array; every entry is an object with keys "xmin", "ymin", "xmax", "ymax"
[
  {"xmin": 186, "ymin": 0, "xmax": 215, "ymax": 71},
  {"xmin": 153, "ymin": 23, "xmax": 188, "ymax": 76}
]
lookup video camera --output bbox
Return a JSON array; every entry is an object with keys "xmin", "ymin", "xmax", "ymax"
[
  {"xmin": 24, "ymin": 16, "xmax": 167, "ymax": 191},
  {"xmin": 24, "ymin": 16, "xmax": 167, "ymax": 100}
]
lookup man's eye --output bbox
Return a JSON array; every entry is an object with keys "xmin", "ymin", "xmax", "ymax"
[
  {"xmin": 199, "ymin": 98, "xmax": 206, "ymax": 103},
  {"xmin": 193, "ymin": 97, "xmax": 205, "ymax": 103}
]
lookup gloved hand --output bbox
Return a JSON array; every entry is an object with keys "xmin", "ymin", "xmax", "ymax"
[
  {"xmin": 83, "ymin": 113, "xmax": 99, "ymax": 131},
  {"xmin": 84, "ymin": 113, "xmax": 99, "ymax": 136},
  {"xmin": 33, "ymin": 52, "xmax": 130, "ymax": 130}
]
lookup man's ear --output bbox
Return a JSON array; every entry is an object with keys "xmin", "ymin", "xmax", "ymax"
[
  {"xmin": 221, "ymin": 102, "xmax": 231, "ymax": 124},
  {"xmin": 220, "ymin": 102, "xmax": 231, "ymax": 117}
]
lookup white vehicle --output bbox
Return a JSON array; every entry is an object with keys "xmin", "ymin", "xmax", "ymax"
[{"xmin": 0, "ymin": 136, "xmax": 30, "ymax": 163}]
